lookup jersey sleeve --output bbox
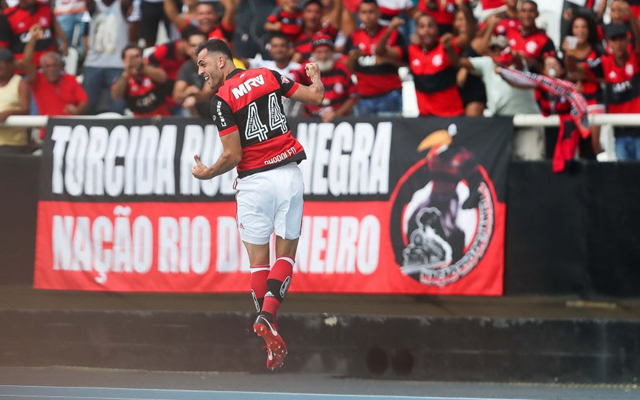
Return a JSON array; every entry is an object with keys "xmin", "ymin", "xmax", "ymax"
[
  {"xmin": 583, "ymin": 57, "xmax": 604, "ymax": 79},
  {"xmin": 267, "ymin": 7, "xmax": 281, "ymax": 23},
  {"xmin": 540, "ymin": 37, "xmax": 557, "ymax": 59},
  {"xmin": 147, "ymin": 44, "xmax": 167, "ymax": 66},
  {"xmin": 291, "ymin": 65, "xmax": 309, "ymax": 85},
  {"xmin": 211, "ymin": 96, "xmax": 238, "ymax": 136},
  {"xmin": 270, "ymin": 69, "xmax": 300, "ymax": 98}
]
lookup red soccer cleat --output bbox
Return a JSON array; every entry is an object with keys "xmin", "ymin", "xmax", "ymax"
[{"xmin": 253, "ymin": 315, "xmax": 287, "ymax": 371}]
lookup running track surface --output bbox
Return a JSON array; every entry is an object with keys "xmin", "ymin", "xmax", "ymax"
[
  {"xmin": 0, "ymin": 367, "xmax": 638, "ymax": 400},
  {"xmin": 0, "ymin": 386, "xmax": 535, "ymax": 400}
]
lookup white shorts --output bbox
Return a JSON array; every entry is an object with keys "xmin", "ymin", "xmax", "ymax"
[{"xmin": 235, "ymin": 162, "xmax": 304, "ymax": 245}]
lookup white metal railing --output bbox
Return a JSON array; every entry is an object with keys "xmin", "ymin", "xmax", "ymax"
[
  {"xmin": 512, "ymin": 113, "xmax": 640, "ymax": 127},
  {"xmin": 3, "ymin": 114, "xmax": 640, "ymax": 128},
  {"xmin": 0, "ymin": 114, "xmax": 129, "ymax": 128}
]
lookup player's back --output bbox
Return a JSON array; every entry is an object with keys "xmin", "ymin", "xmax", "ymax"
[{"xmin": 213, "ymin": 67, "xmax": 306, "ymax": 178}]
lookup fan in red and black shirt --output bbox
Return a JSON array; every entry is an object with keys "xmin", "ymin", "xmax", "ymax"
[
  {"xmin": 111, "ymin": 44, "xmax": 171, "ymax": 117},
  {"xmin": 416, "ymin": 0, "xmax": 470, "ymax": 35},
  {"xmin": 506, "ymin": 0, "xmax": 556, "ymax": 74},
  {"xmin": 293, "ymin": 34, "xmax": 357, "ymax": 121},
  {"xmin": 569, "ymin": 24, "xmax": 640, "ymax": 160},
  {"xmin": 164, "ymin": 0, "xmax": 236, "ymax": 44},
  {"xmin": 0, "ymin": 0, "xmax": 65, "ymax": 74},
  {"xmin": 377, "ymin": 15, "xmax": 464, "ymax": 117},
  {"xmin": 344, "ymin": 0, "xmax": 404, "ymax": 116},
  {"xmin": 477, "ymin": 0, "xmax": 520, "ymax": 37},
  {"xmin": 146, "ymin": 26, "xmax": 193, "ymax": 113},
  {"xmin": 292, "ymin": 0, "xmax": 341, "ymax": 62},
  {"xmin": 561, "ymin": 12, "xmax": 605, "ymax": 106},
  {"xmin": 265, "ymin": 0, "xmax": 303, "ymax": 43}
]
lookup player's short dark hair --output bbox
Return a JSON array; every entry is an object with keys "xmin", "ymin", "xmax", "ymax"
[
  {"xmin": 181, "ymin": 25, "xmax": 207, "ymax": 41},
  {"xmin": 196, "ymin": 39, "xmax": 234, "ymax": 60},
  {"xmin": 121, "ymin": 43, "xmax": 142, "ymax": 59},
  {"xmin": 359, "ymin": 0, "xmax": 378, "ymax": 8},
  {"xmin": 521, "ymin": 0, "xmax": 538, "ymax": 11}
]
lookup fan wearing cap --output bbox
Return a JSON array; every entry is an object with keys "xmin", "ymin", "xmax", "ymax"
[
  {"xmin": 293, "ymin": 34, "xmax": 357, "ymax": 122},
  {"xmin": 607, "ymin": 0, "xmax": 640, "ymax": 53},
  {"xmin": 566, "ymin": 23, "xmax": 640, "ymax": 161},
  {"xmin": 0, "ymin": 48, "xmax": 29, "ymax": 154},
  {"xmin": 291, "ymin": 0, "xmax": 341, "ymax": 63}
]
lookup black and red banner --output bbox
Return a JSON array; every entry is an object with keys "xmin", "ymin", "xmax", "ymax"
[{"xmin": 34, "ymin": 117, "xmax": 512, "ymax": 295}]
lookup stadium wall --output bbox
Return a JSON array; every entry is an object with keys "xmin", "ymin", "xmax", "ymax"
[{"xmin": 1, "ymin": 143, "xmax": 640, "ymax": 297}]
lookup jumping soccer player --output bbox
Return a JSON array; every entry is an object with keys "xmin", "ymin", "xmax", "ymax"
[{"xmin": 191, "ymin": 39, "xmax": 324, "ymax": 370}]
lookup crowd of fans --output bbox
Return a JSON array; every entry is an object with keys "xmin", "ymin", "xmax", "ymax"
[{"xmin": 0, "ymin": 0, "xmax": 639, "ymax": 161}]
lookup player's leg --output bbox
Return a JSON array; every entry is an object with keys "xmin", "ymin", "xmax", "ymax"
[
  {"xmin": 242, "ymin": 242, "xmax": 270, "ymax": 314},
  {"xmin": 235, "ymin": 172, "xmax": 286, "ymax": 370},
  {"xmin": 262, "ymin": 163, "xmax": 304, "ymax": 324},
  {"xmin": 247, "ymin": 238, "xmax": 289, "ymax": 371},
  {"xmin": 235, "ymin": 172, "xmax": 276, "ymax": 314},
  {"xmin": 259, "ymin": 237, "xmax": 298, "ymax": 324}
]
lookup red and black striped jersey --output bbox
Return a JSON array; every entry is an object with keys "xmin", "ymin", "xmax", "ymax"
[
  {"xmin": 293, "ymin": 60, "xmax": 357, "ymax": 116},
  {"xmin": 535, "ymin": 89, "xmax": 572, "ymax": 116},
  {"xmin": 0, "ymin": 3, "xmax": 56, "ymax": 72},
  {"xmin": 403, "ymin": 41, "xmax": 464, "ymax": 117},
  {"xmin": 344, "ymin": 26, "xmax": 403, "ymax": 98},
  {"xmin": 481, "ymin": 0, "xmax": 506, "ymax": 11},
  {"xmin": 294, "ymin": 23, "xmax": 338, "ymax": 61},
  {"xmin": 573, "ymin": 47, "xmax": 604, "ymax": 105},
  {"xmin": 208, "ymin": 20, "xmax": 234, "ymax": 43},
  {"xmin": 376, "ymin": 0, "xmax": 413, "ymax": 25},
  {"xmin": 628, "ymin": 0, "xmax": 640, "ymax": 19},
  {"xmin": 267, "ymin": 7, "xmax": 303, "ymax": 42},
  {"xmin": 584, "ymin": 52, "xmax": 640, "ymax": 114},
  {"xmin": 147, "ymin": 40, "xmax": 187, "ymax": 81},
  {"xmin": 211, "ymin": 68, "xmax": 306, "ymax": 178},
  {"xmin": 417, "ymin": 0, "xmax": 469, "ymax": 31},
  {"xmin": 493, "ymin": 17, "xmax": 520, "ymax": 37},
  {"xmin": 120, "ymin": 75, "xmax": 171, "ymax": 117},
  {"xmin": 507, "ymin": 28, "xmax": 556, "ymax": 73}
]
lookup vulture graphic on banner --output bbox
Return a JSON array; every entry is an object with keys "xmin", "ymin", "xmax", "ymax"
[{"xmin": 391, "ymin": 124, "xmax": 496, "ymax": 288}]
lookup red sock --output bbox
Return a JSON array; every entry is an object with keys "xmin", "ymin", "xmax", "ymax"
[
  {"xmin": 250, "ymin": 264, "xmax": 270, "ymax": 312},
  {"xmin": 261, "ymin": 256, "xmax": 294, "ymax": 318}
]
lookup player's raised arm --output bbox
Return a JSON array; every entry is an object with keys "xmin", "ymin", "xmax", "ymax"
[{"xmin": 289, "ymin": 63, "xmax": 324, "ymax": 106}]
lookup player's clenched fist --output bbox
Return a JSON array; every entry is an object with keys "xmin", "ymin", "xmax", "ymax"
[
  {"xmin": 191, "ymin": 154, "xmax": 212, "ymax": 180},
  {"xmin": 305, "ymin": 63, "xmax": 320, "ymax": 80}
]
